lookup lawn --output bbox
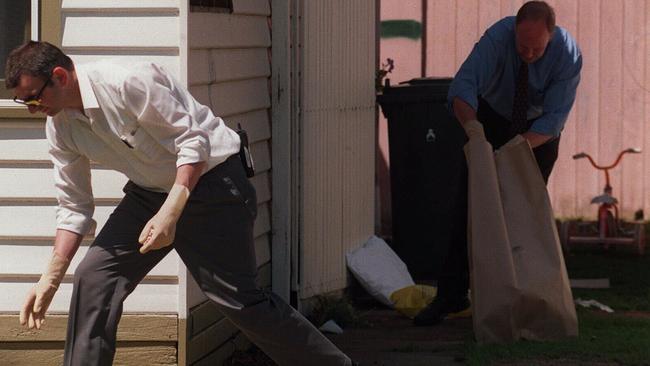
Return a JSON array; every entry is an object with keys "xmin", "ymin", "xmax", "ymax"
[{"xmin": 464, "ymin": 248, "xmax": 650, "ymax": 366}]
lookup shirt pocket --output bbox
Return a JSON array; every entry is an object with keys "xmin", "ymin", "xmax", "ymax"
[{"xmin": 120, "ymin": 126, "xmax": 169, "ymax": 163}]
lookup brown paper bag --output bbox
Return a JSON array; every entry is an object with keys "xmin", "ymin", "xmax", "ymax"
[
  {"xmin": 496, "ymin": 135, "xmax": 578, "ymax": 341},
  {"xmin": 464, "ymin": 132, "xmax": 519, "ymax": 343},
  {"xmin": 465, "ymin": 133, "xmax": 578, "ymax": 344}
]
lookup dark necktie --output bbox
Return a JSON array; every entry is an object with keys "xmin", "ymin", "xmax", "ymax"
[{"xmin": 511, "ymin": 61, "xmax": 529, "ymax": 135}]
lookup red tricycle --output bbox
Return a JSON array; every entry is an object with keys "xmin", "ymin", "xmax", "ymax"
[{"xmin": 559, "ymin": 148, "xmax": 646, "ymax": 255}]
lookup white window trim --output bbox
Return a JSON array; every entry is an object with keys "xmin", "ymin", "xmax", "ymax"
[
  {"xmin": 31, "ymin": 0, "xmax": 40, "ymax": 41},
  {"xmin": 2, "ymin": 1, "xmax": 40, "ymax": 106}
]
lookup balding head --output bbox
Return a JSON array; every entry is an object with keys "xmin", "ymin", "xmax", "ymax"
[{"xmin": 515, "ymin": 1, "xmax": 555, "ymax": 63}]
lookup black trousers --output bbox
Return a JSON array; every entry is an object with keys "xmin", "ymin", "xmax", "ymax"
[
  {"xmin": 437, "ymin": 98, "xmax": 561, "ymax": 299},
  {"xmin": 62, "ymin": 155, "xmax": 351, "ymax": 366}
]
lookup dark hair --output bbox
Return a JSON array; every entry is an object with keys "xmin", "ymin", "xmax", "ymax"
[
  {"xmin": 516, "ymin": 1, "xmax": 556, "ymax": 34},
  {"xmin": 4, "ymin": 41, "xmax": 74, "ymax": 89}
]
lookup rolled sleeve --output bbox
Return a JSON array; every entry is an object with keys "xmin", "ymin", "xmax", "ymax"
[
  {"xmin": 46, "ymin": 120, "xmax": 96, "ymax": 236},
  {"xmin": 176, "ymin": 136, "xmax": 210, "ymax": 167},
  {"xmin": 122, "ymin": 64, "xmax": 211, "ymax": 167}
]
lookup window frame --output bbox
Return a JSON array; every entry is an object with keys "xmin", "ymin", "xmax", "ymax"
[
  {"xmin": 0, "ymin": 0, "xmax": 61, "ymax": 118},
  {"xmin": 189, "ymin": 0, "xmax": 233, "ymax": 14}
]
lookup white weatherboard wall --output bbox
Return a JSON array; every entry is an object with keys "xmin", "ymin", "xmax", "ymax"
[
  {"xmin": 0, "ymin": 1, "xmax": 182, "ymax": 314},
  {"xmin": 298, "ymin": 0, "xmax": 376, "ymax": 299},
  {"xmin": 187, "ymin": 1, "xmax": 273, "ymax": 308},
  {"xmin": 184, "ymin": 1, "xmax": 273, "ymax": 364}
]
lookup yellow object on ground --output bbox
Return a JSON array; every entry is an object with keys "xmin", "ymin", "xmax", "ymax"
[{"xmin": 390, "ymin": 285, "xmax": 437, "ymax": 318}]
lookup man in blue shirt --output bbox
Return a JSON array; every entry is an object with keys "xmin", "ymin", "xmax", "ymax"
[{"xmin": 415, "ymin": 0, "xmax": 581, "ymax": 326}]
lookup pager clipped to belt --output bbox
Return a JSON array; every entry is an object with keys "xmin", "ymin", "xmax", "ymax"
[{"xmin": 236, "ymin": 123, "xmax": 255, "ymax": 178}]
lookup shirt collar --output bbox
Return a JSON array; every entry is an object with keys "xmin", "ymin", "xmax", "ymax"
[{"xmin": 75, "ymin": 64, "xmax": 100, "ymax": 110}]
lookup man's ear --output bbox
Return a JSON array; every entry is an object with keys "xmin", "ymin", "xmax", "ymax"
[{"xmin": 51, "ymin": 66, "xmax": 69, "ymax": 86}]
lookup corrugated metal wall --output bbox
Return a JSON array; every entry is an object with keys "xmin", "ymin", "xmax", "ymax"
[
  {"xmin": 298, "ymin": 0, "xmax": 376, "ymax": 298},
  {"xmin": 382, "ymin": 0, "xmax": 650, "ymax": 219},
  {"xmin": 185, "ymin": 0, "xmax": 273, "ymax": 363}
]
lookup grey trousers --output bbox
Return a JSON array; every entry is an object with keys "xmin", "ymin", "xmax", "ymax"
[{"xmin": 62, "ymin": 156, "xmax": 351, "ymax": 366}]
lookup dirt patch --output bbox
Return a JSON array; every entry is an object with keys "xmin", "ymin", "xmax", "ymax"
[{"xmin": 328, "ymin": 307, "xmax": 472, "ymax": 365}]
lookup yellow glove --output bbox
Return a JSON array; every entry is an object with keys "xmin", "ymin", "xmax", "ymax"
[
  {"xmin": 463, "ymin": 119, "xmax": 486, "ymax": 140},
  {"xmin": 139, "ymin": 183, "xmax": 190, "ymax": 254},
  {"xmin": 20, "ymin": 252, "xmax": 70, "ymax": 329}
]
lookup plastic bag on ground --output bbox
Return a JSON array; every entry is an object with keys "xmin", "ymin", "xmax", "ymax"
[{"xmin": 346, "ymin": 235, "xmax": 415, "ymax": 307}]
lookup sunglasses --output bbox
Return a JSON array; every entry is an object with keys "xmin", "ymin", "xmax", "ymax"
[{"xmin": 13, "ymin": 77, "xmax": 52, "ymax": 107}]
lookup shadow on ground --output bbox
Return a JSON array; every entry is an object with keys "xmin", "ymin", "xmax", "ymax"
[{"xmin": 327, "ymin": 307, "xmax": 472, "ymax": 366}]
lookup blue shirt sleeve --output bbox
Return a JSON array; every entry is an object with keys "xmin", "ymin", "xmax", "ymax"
[
  {"xmin": 448, "ymin": 17, "xmax": 582, "ymax": 138},
  {"xmin": 529, "ymin": 53, "xmax": 582, "ymax": 136},
  {"xmin": 447, "ymin": 29, "xmax": 504, "ymax": 113}
]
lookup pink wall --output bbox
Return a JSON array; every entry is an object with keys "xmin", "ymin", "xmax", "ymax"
[
  {"xmin": 380, "ymin": 0, "xmax": 650, "ymax": 219},
  {"xmin": 378, "ymin": 0, "xmax": 423, "ymax": 169},
  {"xmin": 377, "ymin": 0, "xmax": 423, "ymax": 235}
]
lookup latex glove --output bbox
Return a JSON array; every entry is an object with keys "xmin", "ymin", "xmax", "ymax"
[
  {"xmin": 20, "ymin": 252, "xmax": 70, "ymax": 329},
  {"xmin": 139, "ymin": 183, "xmax": 190, "ymax": 254},
  {"xmin": 463, "ymin": 119, "xmax": 486, "ymax": 140}
]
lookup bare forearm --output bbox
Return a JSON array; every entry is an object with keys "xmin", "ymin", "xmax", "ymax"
[
  {"xmin": 521, "ymin": 131, "xmax": 553, "ymax": 148},
  {"xmin": 53, "ymin": 229, "xmax": 83, "ymax": 261},
  {"xmin": 452, "ymin": 97, "xmax": 478, "ymax": 126},
  {"xmin": 138, "ymin": 161, "xmax": 204, "ymax": 254},
  {"xmin": 175, "ymin": 161, "xmax": 207, "ymax": 191}
]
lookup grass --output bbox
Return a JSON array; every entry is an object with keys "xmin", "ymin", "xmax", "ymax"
[
  {"xmin": 465, "ymin": 309, "xmax": 650, "ymax": 366},
  {"xmin": 464, "ymin": 248, "xmax": 650, "ymax": 366},
  {"xmin": 566, "ymin": 248, "xmax": 650, "ymax": 312}
]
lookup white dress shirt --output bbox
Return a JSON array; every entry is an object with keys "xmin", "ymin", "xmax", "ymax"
[{"xmin": 46, "ymin": 60, "xmax": 241, "ymax": 236}]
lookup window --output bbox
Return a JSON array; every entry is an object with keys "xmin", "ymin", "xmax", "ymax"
[
  {"xmin": 190, "ymin": 0, "xmax": 233, "ymax": 13},
  {"xmin": 0, "ymin": 1, "xmax": 33, "ymax": 100},
  {"xmin": 0, "ymin": 0, "xmax": 60, "ymax": 116}
]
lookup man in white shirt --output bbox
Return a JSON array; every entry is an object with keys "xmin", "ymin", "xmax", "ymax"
[{"xmin": 5, "ymin": 41, "xmax": 353, "ymax": 366}]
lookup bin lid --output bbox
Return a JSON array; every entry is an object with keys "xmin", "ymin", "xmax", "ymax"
[
  {"xmin": 398, "ymin": 77, "xmax": 453, "ymax": 86},
  {"xmin": 377, "ymin": 77, "xmax": 453, "ymax": 105}
]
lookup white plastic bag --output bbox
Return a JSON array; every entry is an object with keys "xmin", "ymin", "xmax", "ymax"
[{"xmin": 346, "ymin": 235, "xmax": 415, "ymax": 307}]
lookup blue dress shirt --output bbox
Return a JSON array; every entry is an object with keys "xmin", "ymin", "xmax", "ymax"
[{"xmin": 448, "ymin": 17, "xmax": 582, "ymax": 137}]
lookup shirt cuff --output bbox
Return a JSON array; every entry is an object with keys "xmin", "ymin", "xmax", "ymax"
[
  {"xmin": 56, "ymin": 210, "xmax": 97, "ymax": 236},
  {"xmin": 529, "ymin": 120, "xmax": 562, "ymax": 137},
  {"xmin": 447, "ymin": 94, "xmax": 478, "ymax": 117},
  {"xmin": 176, "ymin": 146, "xmax": 209, "ymax": 167}
]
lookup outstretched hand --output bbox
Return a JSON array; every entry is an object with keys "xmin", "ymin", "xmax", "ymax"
[{"xmin": 19, "ymin": 253, "xmax": 69, "ymax": 329}]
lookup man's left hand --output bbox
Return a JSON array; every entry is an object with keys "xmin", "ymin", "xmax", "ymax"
[{"xmin": 139, "ymin": 184, "xmax": 190, "ymax": 254}]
